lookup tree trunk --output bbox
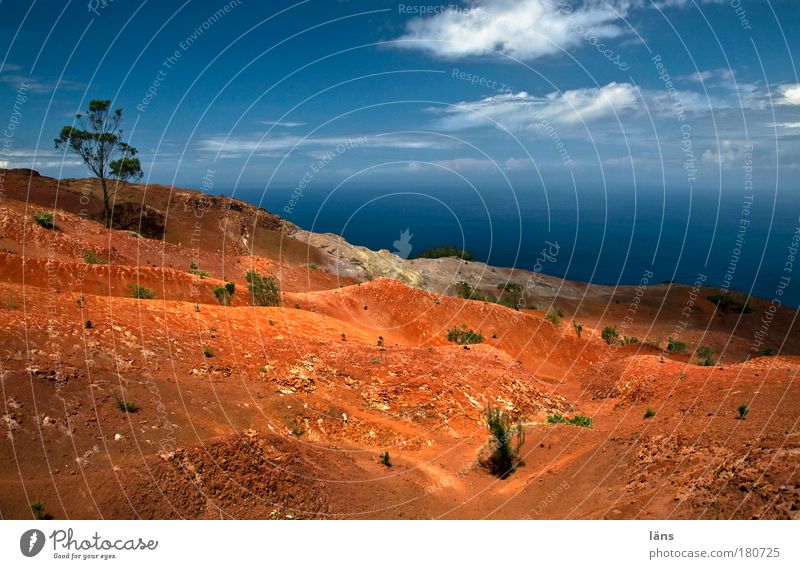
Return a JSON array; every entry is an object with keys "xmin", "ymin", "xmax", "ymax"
[{"xmin": 100, "ymin": 177, "xmax": 111, "ymax": 229}]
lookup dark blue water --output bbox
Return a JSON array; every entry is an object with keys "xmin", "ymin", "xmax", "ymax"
[{"xmin": 228, "ymin": 184, "xmax": 800, "ymax": 308}]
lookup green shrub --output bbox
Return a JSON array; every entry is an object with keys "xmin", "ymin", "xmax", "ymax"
[
  {"xmin": 601, "ymin": 326, "xmax": 619, "ymax": 345},
  {"xmin": 245, "ymin": 270, "xmax": 280, "ymax": 306},
  {"xmin": 377, "ymin": 336, "xmax": 384, "ymax": 347},
  {"xmin": 115, "ymin": 396, "xmax": 138, "ymax": 413},
  {"xmin": 573, "ymin": 321, "xmax": 583, "ymax": 338},
  {"xmin": 737, "ymin": 403, "xmax": 749, "ymax": 420},
  {"xmin": 379, "ymin": 451, "xmax": 391, "ymax": 467},
  {"xmin": 128, "ymin": 284, "xmax": 155, "ymax": 299},
  {"xmin": 762, "ymin": 347, "xmax": 775, "ymax": 356},
  {"xmin": 545, "ymin": 308, "xmax": 562, "ymax": 327},
  {"xmin": 203, "ymin": 346, "xmax": 214, "ymax": 358},
  {"xmin": 417, "ymin": 245, "xmax": 474, "ymax": 261},
  {"xmin": 708, "ymin": 292, "xmax": 752, "ymax": 314},
  {"xmin": 82, "ymin": 249, "xmax": 108, "ymax": 264},
  {"xmin": 447, "ymin": 325, "xmax": 484, "ymax": 345},
  {"xmin": 568, "ymin": 415, "xmax": 593, "ymax": 428},
  {"xmin": 30, "ymin": 500, "xmax": 50, "ymax": 520},
  {"xmin": 644, "ymin": 408, "xmax": 656, "ymax": 419},
  {"xmin": 33, "ymin": 211, "xmax": 55, "ymax": 228},
  {"xmin": 456, "ymin": 280, "xmax": 487, "ymax": 301},
  {"xmin": 188, "ymin": 260, "xmax": 211, "ymax": 278},
  {"xmin": 547, "ymin": 413, "xmax": 593, "ymax": 428},
  {"xmin": 695, "ymin": 345, "xmax": 714, "ymax": 366},
  {"xmin": 85, "ymin": 320, "xmax": 92, "ymax": 329},
  {"xmin": 667, "ymin": 338, "xmax": 688, "ymax": 353},
  {"xmin": 307, "ymin": 262, "xmax": 319, "ymax": 270},
  {"xmin": 495, "ymin": 283, "xmax": 523, "ymax": 310},
  {"xmin": 624, "ymin": 336, "xmax": 638, "ymax": 345},
  {"xmin": 483, "ymin": 405, "xmax": 525, "ymax": 478},
  {"xmin": 213, "ymin": 282, "xmax": 236, "ymax": 306}
]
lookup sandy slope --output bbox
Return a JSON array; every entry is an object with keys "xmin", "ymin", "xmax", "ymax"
[{"xmin": 0, "ymin": 168, "xmax": 798, "ymax": 520}]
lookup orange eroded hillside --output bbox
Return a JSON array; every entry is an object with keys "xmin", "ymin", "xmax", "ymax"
[{"xmin": 1, "ymin": 169, "xmax": 798, "ymax": 520}]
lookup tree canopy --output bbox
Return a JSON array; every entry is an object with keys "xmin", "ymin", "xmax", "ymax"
[{"xmin": 55, "ymin": 100, "xmax": 142, "ymax": 228}]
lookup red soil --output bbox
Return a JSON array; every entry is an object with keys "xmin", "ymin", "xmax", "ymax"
[{"xmin": 0, "ymin": 169, "xmax": 798, "ymax": 520}]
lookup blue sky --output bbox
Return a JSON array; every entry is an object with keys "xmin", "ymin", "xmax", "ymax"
[{"xmin": 1, "ymin": 0, "xmax": 799, "ymax": 195}]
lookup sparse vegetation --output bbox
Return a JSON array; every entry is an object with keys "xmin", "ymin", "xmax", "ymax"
[
  {"xmin": 307, "ymin": 262, "xmax": 319, "ymax": 270},
  {"xmin": 695, "ymin": 345, "xmax": 714, "ymax": 366},
  {"xmin": 456, "ymin": 280, "xmax": 529, "ymax": 310},
  {"xmin": 447, "ymin": 325, "xmax": 484, "ymax": 345},
  {"xmin": 456, "ymin": 280, "xmax": 487, "ymax": 301},
  {"xmin": 601, "ymin": 325, "xmax": 619, "ymax": 345},
  {"xmin": 545, "ymin": 308, "xmax": 562, "ymax": 327},
  {"xmin": 708, "ymin": 292, "xmax": 752, "ymax": 314},
  {"xmin": 189, "ymin": 260, "xmax": 211, "ymax": 278},
  {"xmin": 245, "ymin": 269, "xmax": 280, "ymax": 306},
  {"xmin": 128, "ymin": 283, "xmax": 155, "ymax": 299},
  {"xmin": 483, "ymin": 405, "xmax": 525, "ymax": 478},
  {"xmin": 417, "ymin": 245, "xmax": 474, "ymax": 261},
  {"xmin": 667, "ymin": 338, "xmax": 688, "ymax": 353},
  {"xmin": 82, "ymin": 249, "xmax": 108, "ymax": 264},
  {"xmin": 203, "ymin": 346, "xmax": 214, "ymax": 358},
  {"xmin": 379, "ymin": 451, "xmax": 391, "ymax": 467},
  {"xmin": 213, "ymin": 282, "xmax": 236, "ymax": 306},
  {"xmin": 624, "ymin": 336, "xmax": 638, "ymax": 345},
  {"xmin": 644, "ymin": 408, "xmax": 656, "ymax": 419},
  {"xmin": 737, "ymin": 403, "xmax": 749, "ymax": 420},
  {"xmin": 377, "ymin": 336, "xmax": 384, "ymax": 348},
  {"xmin": 762, "ymin": 347, "xmax": 775, "ymax": 356},
  {"xmin": 30, "ymin": 500, "xmax": 51, "ymax": 520},
  {"xmin": 495, "ymin": 282, "xmax": 523, "ymax": 310},
  {"xmin": 33, "ymin": 211, "xmax": 55, "ymax": 229},
  {"xmin": 115, "ymin": 396, "xmax": 138, "ymax": 413},
  {"xmin": 85, "ymin": 320, "xmax": 92, "ymax": 329},
  {"xmin": 573, "ymin": 321, "xmax": 583, "ymax": 338},
  {"xmin": 547, "ymin": 413, "xmax": 593, "ymax": 429}
]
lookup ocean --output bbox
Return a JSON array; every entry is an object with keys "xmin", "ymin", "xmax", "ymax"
[{"xmin": 231, "ymin": 184, "xmax": 800, "ymax": 308}]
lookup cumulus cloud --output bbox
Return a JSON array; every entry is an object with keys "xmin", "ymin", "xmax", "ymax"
[
  {"xmin": 434, "ymin": 82, "xmax": 640, "ymax": 131},
  {"xmin": 779, "ymin": 84, "xmax": 800, "ymax": 105},
  {"xmin": 396, "ymin": 0, "xmax": 627, "ymax": 61}
]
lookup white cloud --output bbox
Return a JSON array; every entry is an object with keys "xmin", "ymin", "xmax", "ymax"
[
  {"xmin": 397, "ymin": 0, "xmax": 626, "ymax": 61},
  {"xmin": 434, "ymin": 82, "xmax": 640, "ymax": 131},
  {"xmin": 779, "ymin": 84, "xmax": 800, "ymax": 106},
  {"xmin": 197, "ymin": 132, "xmax": 456, "ymax": 156},
  {"xmin": 259, "ymin": 120, "xmax": 306, "ymax": 127},
  {"xmin": 770, "ymin": 122, "xmax": 800, "ymax": 130},
  {"xmin": 701, "ymin": 140, "xmax": 749, "ymax": 166},
  {"xmin": 0, "ymin": 149, "xmax": 83, "ymax": 169},
  {"xmin": 0, "ymin": 64, "xmax": 86, "ymax": 93},
  {"xmin": 678, "ymin": 68, "xmax": 734, "ymax": 83},
  {"xmin": 652, "ymin": 0, "xmax": 725, "ymax": 8}
]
